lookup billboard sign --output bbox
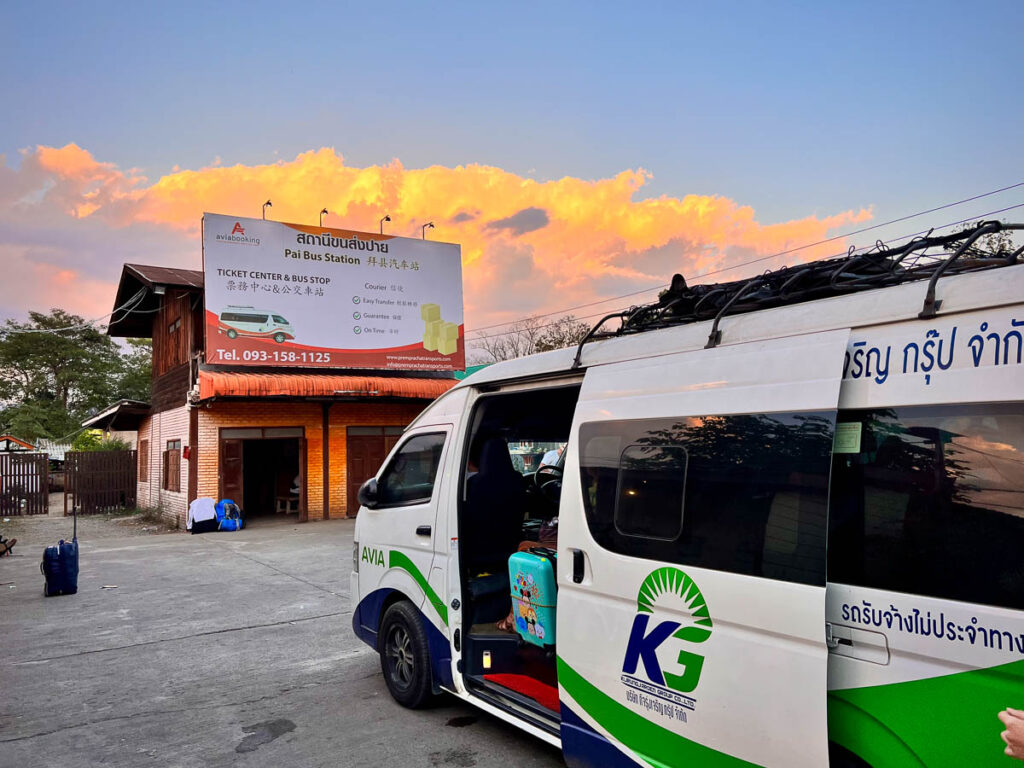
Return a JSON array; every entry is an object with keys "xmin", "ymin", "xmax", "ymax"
[{"xmin": 202, "ymin": 213, "xmax": 464, "ymax": 371}]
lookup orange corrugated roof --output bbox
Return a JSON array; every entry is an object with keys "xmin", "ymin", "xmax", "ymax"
[{"xmin": 198, "ymin": 371, "xmax": 457, "ymax": 401}]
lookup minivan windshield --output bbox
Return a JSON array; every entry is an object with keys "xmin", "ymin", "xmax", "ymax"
[{"xmin": 508, "ymin": 442, "xmax": 564, "ymax": 475}]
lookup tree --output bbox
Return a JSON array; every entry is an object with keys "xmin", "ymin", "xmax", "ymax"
[
  {"xmin": 0, "ymin": 309, "xmax": 151, "ymax": 442},
  {"xmin": 72, "ymin": 430, "xmax": 132, "ymax": 452},
  {"xmin": 536, "ymin": 315, "xmax": 591, "ymax": 353},
  {"xmin": 470, "ymin": 314, "xmax": 591, "ymax": 363},
  {"xmin": 944, "ymin": 220, "xmax": 1020, "ymax": 256},
  {"xmin": 117, "ymin": 338, "xmax": 153, "ymax": 402}
]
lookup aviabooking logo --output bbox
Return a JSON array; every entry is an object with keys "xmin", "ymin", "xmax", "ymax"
[
  {"xmin": 215, "ymin": 221, "xmax": 261, "ymax": 246},
  {"xmin": 622, "ymin": 567, "xmax": 713, "ymax": 695}
]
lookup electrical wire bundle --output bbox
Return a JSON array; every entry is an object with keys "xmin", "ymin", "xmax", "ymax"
[{"xmin": 608, "ymin": 220, "xmax": 1023, "ymax": 337}]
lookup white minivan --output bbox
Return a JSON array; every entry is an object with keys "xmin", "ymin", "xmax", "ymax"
[
  {"xmin": 351, "ymin": 222, "xmax": 1024, "ymax": 767},
  {"xmin": 218, "ymin": 306, "xmax": 295, "ymax": 343}
]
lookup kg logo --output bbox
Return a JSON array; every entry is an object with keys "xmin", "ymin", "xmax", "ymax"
[{"xmin": 621, "ymin": 567, "xmax": 713, "ymax": 698}]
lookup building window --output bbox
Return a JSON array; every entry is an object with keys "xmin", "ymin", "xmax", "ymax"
[
  {"xmin": 163, "ymin": 440, "xmax": 182, "ymax": 493},
  {"xmin": 139, "ymin": 440, "xmax": 149, "ymax": 479}
]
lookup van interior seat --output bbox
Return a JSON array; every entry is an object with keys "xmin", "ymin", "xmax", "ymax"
[{"xmin": 464, "ymin": 438, "xmax": 528, "ymax": 574}]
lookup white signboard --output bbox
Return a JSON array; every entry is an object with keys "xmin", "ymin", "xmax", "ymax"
[{"xmin": 202, "ymin": 213, "xmax": 464, "ymax": 371}]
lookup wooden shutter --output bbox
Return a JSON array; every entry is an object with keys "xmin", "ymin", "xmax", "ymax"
[
  {"xmin": 168, "ymin": 450, "xmax": 181, "ymax": 493},
  {"xmin": 220, "ymin": 438, "xmax": 244, "ymax": 507},
  {"xmin": 139, "ymin": 440, "xmax": 149, "ymax": 480},
  {"xmin": 298, "ymin": 437, "xmax": 307, "ymax": 523}
]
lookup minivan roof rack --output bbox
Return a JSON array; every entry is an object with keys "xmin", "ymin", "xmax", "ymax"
[{"xmin": 572, "ymin": 220, "xmax": 1023, "ymax": 368}]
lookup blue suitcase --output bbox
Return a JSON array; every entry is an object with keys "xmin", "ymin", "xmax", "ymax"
[
  {"xmin": 508, "ymin": 548, "xmax": 557, "ymax": 648},
  {"xmin": 41, "ymin": 507, "xmax": 78, "ymax": 596}
]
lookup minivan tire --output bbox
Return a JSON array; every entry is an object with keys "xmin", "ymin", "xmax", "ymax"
[
  {"xmin": 226, "ymin": 329, "xmax": 238, "ymax": 339},
  {"xmin": 379, "ymin": 601, "xmax": 434, "ymax": 709},
  {"xmin": 273, "ymin": 332, "xmax": 285, "ymax": 343}
]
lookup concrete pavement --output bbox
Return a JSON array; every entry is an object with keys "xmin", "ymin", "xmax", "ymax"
[{"xmin": 0, "ymin": 516, "xmax": 563, "ymax": 768}]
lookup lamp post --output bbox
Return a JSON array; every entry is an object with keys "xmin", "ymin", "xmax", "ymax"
[
  {"xmin": 262, "ymin": 200, "xmax": 273, "ymax": 220},
  {"xmin": 320, "ymin": 208, "xmax": 328, "ymax": 227},
  {"xmin": 379, "ymin": 214, "xmax": 391, "ymax": 234},
  {"xmin": 421, "ymin": 221, "xmax": 435, "ymax": 240}
]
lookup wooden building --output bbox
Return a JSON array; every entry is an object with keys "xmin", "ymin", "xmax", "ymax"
[{"xmin": 106, "ymin": 263, "xmax": 455, "ymax": 527}]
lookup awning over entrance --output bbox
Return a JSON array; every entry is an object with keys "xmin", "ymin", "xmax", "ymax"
[
  {"xmin": 198, "ymin": 371, "xmax": 457, "ymax": 401},
  {"xmin": 81, "ymin": 399, "xmax": 151, "ymax": 431}
]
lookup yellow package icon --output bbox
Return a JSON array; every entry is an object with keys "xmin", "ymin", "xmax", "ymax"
[
  {"xmin": 438, "ymin": 322, "xmax": 459, "ymax": 355},
  {"xmin": 421, "ymin": 304, "xmax": 441, "ymax": 322},
  {"xmin": 423, "ymin": 319, "xmax": 442, "ymax": 351}
]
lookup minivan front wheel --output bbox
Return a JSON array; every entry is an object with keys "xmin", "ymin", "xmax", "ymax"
[
  {"xmin": 273, "ymin": 332, "xmax": 286, "ymax": 343},
  {"xmin": 379, "ymin": 601, "xmax": 434, "ymax": 708}
]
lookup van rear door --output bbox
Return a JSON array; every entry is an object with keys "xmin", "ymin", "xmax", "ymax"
[{"xmin": 557, "ymin": 329, "xmax": 850, "ymax": 768}]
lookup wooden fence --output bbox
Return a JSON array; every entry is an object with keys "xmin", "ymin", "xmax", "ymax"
[
  {"xmin": 0, "ymin": 452, "xmax": 49, "ymax": 515},
  {"xmin": 64, "ymin": 450, "xmax": 137, "ymax": 515}
]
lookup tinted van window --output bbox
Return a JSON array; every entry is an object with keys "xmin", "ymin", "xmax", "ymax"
[
  {"xmin": 580, "ymin": 412, "xmax": 835, "ymax": 586},
  {"xmin": 828, "ymin": 403, "xmax": 1024, "ymax": 609},
  {"xmin": 378, "ymin": 432, "xmax": 446, "ymax": 507}
]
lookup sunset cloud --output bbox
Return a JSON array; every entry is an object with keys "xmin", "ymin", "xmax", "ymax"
[{"xmin": 0, "ymin": 144, "xmax": 871, "ymax": 334}]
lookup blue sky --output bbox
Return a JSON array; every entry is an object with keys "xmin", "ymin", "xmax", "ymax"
[
  {"xmin": 0, "ymin": 1, "xmax": 1021, "ymax": 328},
  {"xmin": 3, "ymin": 0, "xmax": 1021, "ymax": 222}
]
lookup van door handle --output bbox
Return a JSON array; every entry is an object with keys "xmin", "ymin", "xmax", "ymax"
[
  {"xmin": 416, "ymin": 525, "xmax": 432, "ymax": 537},
  {"xmin": 571, "ymin": 549, "xmax": 585, "ymax": 583}
]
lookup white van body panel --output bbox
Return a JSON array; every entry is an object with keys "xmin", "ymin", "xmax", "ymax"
[
  {"xmin": 839, "ymin": 306, "xmax": 1022, "ymax": 409},
  {"xmin": 351, "ymin": 262, "xmax": 1024, "ymax": 767},
  {"xmin": 458, "ymin": 264, "xmax": 1024, "ymax": 390},
  {"xmin": 557, "ymin": 329, "xmax": 849, "ymax": 767}
]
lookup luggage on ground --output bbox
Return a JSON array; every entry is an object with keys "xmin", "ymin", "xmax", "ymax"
[
  {"xmin": 41, "ymin": 508, "xmax": 78, "ymax": 596},
  {"xmin": 187, "ymin": 497, "xmax": 218, "ymax": 534},
  {"xmin": 216, "ymin": 499, "xmax": 244, "ymax": 531}
]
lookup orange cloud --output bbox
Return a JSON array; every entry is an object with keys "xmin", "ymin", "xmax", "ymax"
[{"xmin": 2, "ymin": 144, "xmax": 871, "ymax": 330}]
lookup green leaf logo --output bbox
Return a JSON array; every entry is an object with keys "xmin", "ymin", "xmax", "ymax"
[{"xmin": 636, "ymin": 566, "xmax": 713, "ymax": 632}]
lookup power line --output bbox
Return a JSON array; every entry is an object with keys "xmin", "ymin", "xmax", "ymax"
[
  {"xmin": 0, "ymin": 287, "xmax": 191, "ymax": 338},
  {"xmin": 0, "ymin": 288, "xmax": 148, "ymax": 337},
  {"xmin": 465, "ymin": 181, "xmax": 1024, "ymax": 338},
  {"xmin": 467, "ymin": 201, "xmax": 1024, "ymax": 342}
]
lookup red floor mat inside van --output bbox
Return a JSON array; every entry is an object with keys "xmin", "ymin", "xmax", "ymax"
[{"xmin": 483, "ymin": 674, "xmax": 560, "ymax": 712}]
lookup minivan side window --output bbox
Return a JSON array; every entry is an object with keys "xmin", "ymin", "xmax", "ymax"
[
  {"xmin": 828, "ymin": 403, "xmax": 1024, "ymax": 610},
  {"xmin": 377, "ymin": 432, "xmax": 446, "ymax": 507},
  {"xmin": 221, "ymin": 312, "xmax": 268, "ymax": 324},
  {"xmin": 580, "ymin": 412, "xmax": 835, "ymax": 586}
]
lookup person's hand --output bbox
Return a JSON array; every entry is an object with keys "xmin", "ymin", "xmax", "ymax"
[{"xmin": 998, "ymin": 708, "xmax": 1024, "ymax": 760}]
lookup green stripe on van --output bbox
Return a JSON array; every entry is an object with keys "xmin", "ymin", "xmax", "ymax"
[
  {"xmin": 830, "ymin": 657, "xmax": 1024, "ymax": 766},
  {"xmin": 388, "ymin": 550, "xmax": 448, "ymax": 627},
  {"xmin": 556, "ymin": 656, "xmax": 756, "ymax": 768}
]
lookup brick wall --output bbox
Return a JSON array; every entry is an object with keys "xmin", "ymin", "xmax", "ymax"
[
  {"xmin": 197, "ymin": 400, "xmax": 425, "ymax": 521},
  {"xmin": 136, "ymin": 405, "xmax": 190, "ymax": 526}
]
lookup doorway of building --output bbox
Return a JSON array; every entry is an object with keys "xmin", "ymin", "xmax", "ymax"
[
  {"xmin": 219, "ymin": 427, "xmax": 305, "ymax": 520},
  {"xmin": 346, "ymin": 426, "xmax": 404, "ymax": 516},
  {"xmin": 242, "ymin": 438, "xmax": 299, "ymax": 517}
]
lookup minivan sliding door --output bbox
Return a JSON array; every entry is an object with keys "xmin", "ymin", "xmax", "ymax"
[{"xmin": 557, "ymin": 329, "xmax": 849, "ymax": 768}]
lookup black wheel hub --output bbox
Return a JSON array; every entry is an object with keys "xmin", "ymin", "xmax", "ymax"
[{"xmin": 386, "ymin": 625, "xmax": 414, "ymax": 689}]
